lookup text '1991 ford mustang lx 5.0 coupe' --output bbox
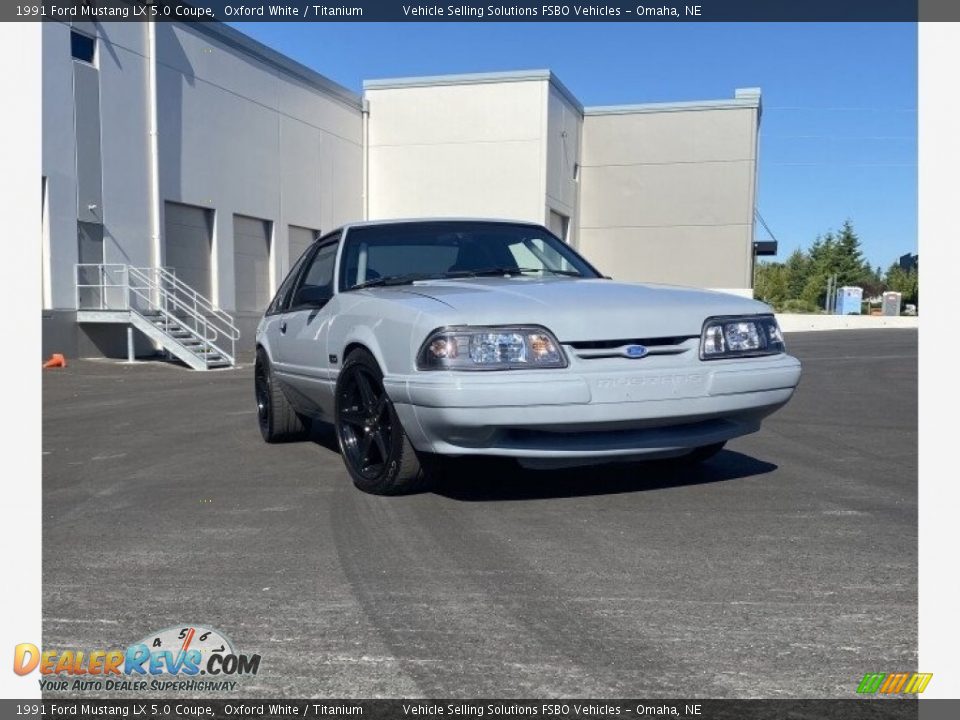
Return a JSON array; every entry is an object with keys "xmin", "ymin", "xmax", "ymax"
[{"xmin": 255, "ymin": 219, "xmax": 801, "ymax": 495}]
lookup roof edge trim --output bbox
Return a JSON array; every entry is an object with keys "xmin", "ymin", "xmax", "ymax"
[
  {"xmin": 364, "ymin": 69, "xmax": 584, "ymax": 114},
  {"xmin": 584, "ymin": 91, "xmax": 761, "ymax": 117},
  {"xmin": 188, "ymin": 22, "xmax": 363, "ymax": 110},
  {"xmin": 363, "ymin": 69, "xmax": 553, "ymax": 90}
]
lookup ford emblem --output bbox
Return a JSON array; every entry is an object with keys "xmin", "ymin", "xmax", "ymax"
[{"xmin": 623, "ymin": 344, "xmax": 649, "ymax": 359}]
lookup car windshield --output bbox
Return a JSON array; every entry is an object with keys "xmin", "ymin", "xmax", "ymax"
[{"xmin": 339, "ymin": 221, "xmax": 601, "ymax": 291}]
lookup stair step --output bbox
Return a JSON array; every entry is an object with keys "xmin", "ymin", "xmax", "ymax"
[{"xmin": 101, "ymin": 273, "xmax": 238, "ymax": 371}]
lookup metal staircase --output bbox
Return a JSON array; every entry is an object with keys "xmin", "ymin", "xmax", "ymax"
[{"xmin": 75, "ymin": 264, "xmax": 240, "ymax": 370}]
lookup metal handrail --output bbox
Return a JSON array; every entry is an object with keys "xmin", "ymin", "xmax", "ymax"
[
  {"xmin": 127, "ymin": 266, "xmax": 237, "ymax": 365},
  {"xmin": 152, "ymin": 266, "xmax": 238, "ymax": 338},
  {"xmin": 74, "ymin": 263, "xmax": 239, "ymax": 367},
  {"xmin": 75, "ymin": 263, "xmax": 129, "ymax": 311}
]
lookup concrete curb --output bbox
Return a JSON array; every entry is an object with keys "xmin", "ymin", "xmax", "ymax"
[{"xmin": 776, "ymin": 313, "xmax": 919, "ymax": 332}]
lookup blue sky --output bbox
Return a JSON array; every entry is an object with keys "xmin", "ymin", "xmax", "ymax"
[{"xmin": 237, "ymin": 22, "xmax": 917, "ymax": 269}]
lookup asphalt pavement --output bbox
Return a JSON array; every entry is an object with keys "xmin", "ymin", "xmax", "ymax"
[{"xmin": 41, "ymin": 330, "xmax": 918, "ymax": 698}]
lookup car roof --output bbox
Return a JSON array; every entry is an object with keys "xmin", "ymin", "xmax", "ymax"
[{"xmin": 337, "ymin": 217, "xmax": 547, "ymax": 232}]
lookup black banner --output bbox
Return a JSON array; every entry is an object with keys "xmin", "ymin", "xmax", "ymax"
[
  {"xmin": 4, "ymin": 0, "xmax": 958, "ymax": 23},
  {"xmin": 5, "ymin": 699, "xmax": 950, "ymax": 720}
]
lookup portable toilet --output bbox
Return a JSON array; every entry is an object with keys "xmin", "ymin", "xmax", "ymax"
[
  {"xmin": 882, "ymin": 291, "xmax": 902, "ymax": 317},
  {"xmin": 835, "ymin": 286, "xmax": 863, "ymax": 315}
]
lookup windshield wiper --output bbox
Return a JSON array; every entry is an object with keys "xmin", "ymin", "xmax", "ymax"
[
  {"xmin": 444, "ymin": 267, "xmax": 582, "ymax": 278},
  {"xmin": 350, "ymin": 267, "xmax": 582, "ymax": 290},
  {"xmin": 350, "ymin": 273, "xmax": 436, "ymax": 290}
]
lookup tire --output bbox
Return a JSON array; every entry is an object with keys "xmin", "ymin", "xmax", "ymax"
[
  {"xmin": 334, "ymin": 349, "xmax": 430, "ymax": 495},
  {"xmin": 681, "ymin": 441, "xmax": 726, "ymax": 465},
  {"xmin": 255, "ymin": 347, "xmax": 308, "ymax": 443}
]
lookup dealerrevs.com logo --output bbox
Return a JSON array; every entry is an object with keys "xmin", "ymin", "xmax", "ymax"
[{"xmin": 14, "ymin": 625, "xmax": 261, "ymax": 693}]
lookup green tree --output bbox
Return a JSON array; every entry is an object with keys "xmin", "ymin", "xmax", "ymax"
[
  {"xmin": 795, "ymin": 222, "xmax": 875, "ymax": 308},
  {"xmin": 884, "ymin": 262, "xmax": 919, "ymax": 307},
  {"xmin": 800, "ymin": 233, "xmax": 836, "ymax": 307},
  {"xmin": 832, "ymin": 220, "xmax": 874, "ymax": 286},
  {"xmin": 754, "ymin": 261, "xmax": 788, "ymax": 306},
  {"xmin": 783, "ymin": 248, "xmax": 811, "ymax": 300},
  {"xmin": 752, "ymin": 220, "xmax": 896, "ymax": 313}
]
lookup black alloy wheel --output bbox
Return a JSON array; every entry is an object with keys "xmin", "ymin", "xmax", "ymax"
[
  {"xmin": 337, "ymin": 364, "xmax": 393, "ymax": 480},
  {"xmin": 334, "ymin": 349, "xmax": 426, "ymax": 494},
  {"xmin": 255, "ymin": 359, "xmax": 271, "ymax": 436},
  {"xmin": 254, "ymin": 347, "xmax": 308, "ymax": 443}
]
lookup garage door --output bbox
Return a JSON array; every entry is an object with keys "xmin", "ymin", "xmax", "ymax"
[
  {"xmin": 288, "ymin": 225, "xmax": 318, "ymax": 274},
  {"xmin": 234, "ymin": 214, "xmax": 272, "ymax": 313},
  {"xmin": 164, "ymin": 202, "xmax": 212, "ymax": 298}
]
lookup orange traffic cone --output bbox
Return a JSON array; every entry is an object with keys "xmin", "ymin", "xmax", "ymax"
[{"xmin": 42, "ymin": 353, "xmax": 67, "ymax": 369}]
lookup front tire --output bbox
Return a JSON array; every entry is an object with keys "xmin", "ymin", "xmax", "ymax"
[
  {"xmin": 255, "ymin": 348, "xmax": 308, "ymax": 443},
  {"xmin": 334, "ymin": 349, "xmax": 429, "ymax": 495}
]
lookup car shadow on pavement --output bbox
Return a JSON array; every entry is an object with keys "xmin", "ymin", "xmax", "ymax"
[
  {"xmin": 430, "ymin": 450, "xmax": 777, "ymax": 502},
  {"xmin": 307, "ymin": 423, "xmax": 776, "ymax": 501},
  {"xmin": 309, "ymin": 422, "xmax": 341, "ymax": 452}
]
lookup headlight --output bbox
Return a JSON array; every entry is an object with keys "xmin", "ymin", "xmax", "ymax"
[
  {"xmin": 700, "ymin": 315, "xmax": 785, "ymax": 360},
  {"xmin": 417, "ymin": 326, "xmax": 567, "ymax": 370}
]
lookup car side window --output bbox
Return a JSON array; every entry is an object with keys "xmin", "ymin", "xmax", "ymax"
[
  {"xmin": 267, "ymin": 245, "xmax": 315, "ymax": 316},
  {"xmin": 507, "ymin": 237, "xmax": 576, "ymax": 273},
  {"xmin": 289, "ymin": 240, "xmax": 339, "ymax": 310}
]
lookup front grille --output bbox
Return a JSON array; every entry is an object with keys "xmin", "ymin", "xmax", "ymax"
[
  {"xmin": 566, "ymin": 335, "xmax": 698, "ymax": 360},
  {"xmin": 501, "ymin": 418, "xmax": 737, "ymax": 451}
]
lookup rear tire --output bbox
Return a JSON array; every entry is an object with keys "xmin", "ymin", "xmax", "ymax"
[
  {"xmin": 255, "ymin": 348, "xmax": 308, "ymax": 443},
  {"xmin": 334, "ymin": 349, "xmax": 431, "ymax": 495}
]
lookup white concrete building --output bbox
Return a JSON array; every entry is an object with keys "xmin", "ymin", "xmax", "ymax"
[
  {"xmin": 364, "ymin": 71, "xmax": 582, "ymax": 247},
  {"xmin": 41, "ymin": 20, "xmax": 769, "ymax": 361}
]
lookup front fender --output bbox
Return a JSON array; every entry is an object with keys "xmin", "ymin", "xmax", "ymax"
[
  {"xmin": 338, "ymin": 323, "xmax": 392, "ymax": 373},
  {"xmin": 329, "ymin": 294, "xmax": 454, "ymax": 377}
]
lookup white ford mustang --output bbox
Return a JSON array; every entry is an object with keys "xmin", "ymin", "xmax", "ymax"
[{"xmin": 255, "ymin": 219, "xmax": 801, "ymax": 495}]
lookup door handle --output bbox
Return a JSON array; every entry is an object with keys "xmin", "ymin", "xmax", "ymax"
[{"xmin": 279, "ymin": 320, "xmax": 287, "ymax": 334}]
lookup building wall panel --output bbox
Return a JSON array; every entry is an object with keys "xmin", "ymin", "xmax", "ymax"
[
  {"xmin": 42, "ymin": 22, "xmax": 80, "ymax": 310},
  {"xmin": 579, "ymin": 104, "xmax": 759, "ymax": 290},
  {"xmin": 545, "ymin": 86, "xmax": 582, "ymax": 240},
  {"xmin": 579, "ymin": 225, "xmax": 753, "ymax": 289}
]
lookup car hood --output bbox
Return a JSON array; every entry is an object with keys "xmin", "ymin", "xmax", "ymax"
[{"xmin": 392, "ymin": 277, "xmax": 771, "ymax": 341}]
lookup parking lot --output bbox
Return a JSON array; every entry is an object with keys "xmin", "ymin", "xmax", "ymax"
[{"xmin": 42, "ymin": 329, "xmax": 917, "ymax": 698}]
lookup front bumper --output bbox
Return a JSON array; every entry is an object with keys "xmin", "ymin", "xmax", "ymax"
[{"xmin": 385, "ymin": 354, "xmax": 801, "ymax": 459}]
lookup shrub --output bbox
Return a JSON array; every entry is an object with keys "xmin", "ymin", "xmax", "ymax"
[{"xmin": 777, "ymin": 299, "xmax": 821, "ymax": 314}]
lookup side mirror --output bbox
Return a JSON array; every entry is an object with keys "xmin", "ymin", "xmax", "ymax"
[{"xmin": 292, "ymin": 285, "xmax": 330, "ymax": 309}]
